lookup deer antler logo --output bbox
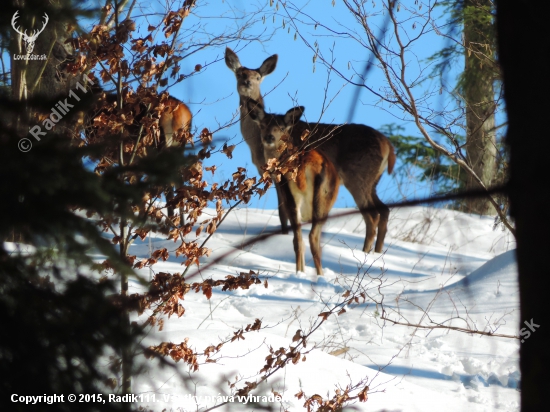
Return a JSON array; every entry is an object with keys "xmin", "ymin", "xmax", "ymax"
[{"xmin": 11, "ymin": 11, "xmax": 49, "ymax": 55}]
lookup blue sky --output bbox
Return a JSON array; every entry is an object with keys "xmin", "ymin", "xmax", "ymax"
[
  {"xmin": 145, "ymin": 0, "xmax": 458, "ymax": 212},
  {"xmin": 8, "ymin": 1, "xmax": 465, "ymax": 211}
]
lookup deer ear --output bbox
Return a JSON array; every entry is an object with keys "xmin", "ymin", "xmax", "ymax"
[
  {"xmin": 225, "ymin": 47, "xmax": 241, "ymax": 72},
  {"xmin": 284, "ymin": 106, "xmax": 304, "ymax": 126},
  {"xmin": 259, "ymin": 54, "xmax": 278, "ymax": 76},
  {"xmin": 246, "ymin": 99, "xmax": 264, "ymax": 122}
]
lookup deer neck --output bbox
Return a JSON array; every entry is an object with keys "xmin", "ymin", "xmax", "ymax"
[
  {"xmin": 238, "ymin": 94, "xmax": 267, "ymax": 173},
  {"xmin": 239, "ymin": 93, "xmax": 264, "ymax": 117}
]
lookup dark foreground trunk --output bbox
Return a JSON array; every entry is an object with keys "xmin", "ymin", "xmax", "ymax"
[{"xmin": 496, "ymin": 2, "xmax": 550, "ymax": 410}]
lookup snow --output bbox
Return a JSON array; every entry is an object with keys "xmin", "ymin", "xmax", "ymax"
[{"xmin": 120, "ymin": 206, "xmax": 519, "ymax": 411}]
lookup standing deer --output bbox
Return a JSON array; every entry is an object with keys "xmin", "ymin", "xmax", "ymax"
[
  {"xmin": 247, "ymin": 100, "xmax": 396, "ymax": 255},
  {"xmin": 225, "ymin": 47, "xmax": 290, "ymax": 234},
  {"xmin": 87, "ymin": 88, "xmax": 192, "ymax": 152},
  {"xmin": 158, "ymin": 96, "xmax": 193, "ymax": 220},
  {"xmin": 158, "ymin": 95, "xmax": 193, "ymax": 149},
  {"xmin": 248, "ymin": 101, "xmax": 339, "ymax": 275},
  {"xmin": 87, "ymin": 88, "xmax": 192, "ymax": 220}
]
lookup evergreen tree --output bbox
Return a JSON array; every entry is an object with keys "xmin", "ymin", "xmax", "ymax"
[{"xmin": 1, "ymin": 1, "xmax": 186, "ymax": 409}]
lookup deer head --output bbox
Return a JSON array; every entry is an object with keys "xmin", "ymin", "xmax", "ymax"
[
  {"xmin": 246, "ymin": 100, "xmax": 304, "ymax": 155},
  {"xmin": 12, "ymin": 11, "xmax": 49, "ymax": 55},
  {"xmin": 225, "ymin": 48, "xmax": 278, "ymax": 102}
]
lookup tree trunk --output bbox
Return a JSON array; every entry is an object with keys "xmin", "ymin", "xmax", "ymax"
[
  {"xmin": 11, "ymin": 16, "xmax": 77, "ymax": 96},
  {"xmin": 10, "ymin": 0, "xmax": 134, "ymax": 398},
  {"xmin": 463, "ymin": 0, "xmax": 497, "ymax": 215},
  {"xmin": 120, "ymin": 226, "xmax": 132, "ymax": 398},
  {"xmin": 495, "ymin": 1, "xmax": 550, "ymax": 411},
  {"xmin": 9, "ymin": 1, "xmax": 77, "ymax": 243}
]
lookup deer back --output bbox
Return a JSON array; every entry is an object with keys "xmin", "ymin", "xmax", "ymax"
[
  {"xmin": 247, "ymin": 101, "xmax": 394, "ymax": 180},
  {"xmin": 158, "ymin": 96, "xmax": 192, "ymax": 148},
  {"xmin": 85, "ymin": 88, "xmax": 191, "ymax": 163},
  {"xmin": 290, "ymin": 121, "xmax": 394, "ymax": 182}
]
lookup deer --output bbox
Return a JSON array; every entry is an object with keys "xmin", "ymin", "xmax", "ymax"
[
  {"xmin": 156, "ymin": 95, "xmax": 192, "ymax": 220},
  {"xmin": 224, "ymin": 47, "xmax": 291, "ymax": 234},
  {"xmin": 86, "ymin": 87, "xmax": 192, "ymax": 220},
  {"xmin": 88, "ymin": 88, "xmax": 192, "ymax": 149},
  {"xmin": 247, "ymin": 101, "xmax": 340, "ymax": 275},
  {"xmin": 247, "ymin": 99, "xmax": 396, "ymax": 256}
]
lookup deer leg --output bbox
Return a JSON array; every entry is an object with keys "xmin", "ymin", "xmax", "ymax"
[
  {"xmin": 351, "ymin": 193, "xmax": 377, "ymax": 254},
  {"xmin": 372, "ymin": 192, "xmax": 389, "ymax": 253},
  {"xmin": 177, "ymin": 174, "xmax": 185, "ymax": 226},
  {"xmin": 165, "ymin": 186, "xmax": 175, "ymax": 219},
  {"xmin": 178, "ymin": 205, "xmax": 185, "ymax": 226},
  {"xmin": 361, "ymin": 206, "xmax": 380, "ymax": 253},
  {"xmin": 310, "ymin": 173, "xmax": 333, "ymax": 276},
  {"xmin": 292, "ymin": 201, "xmax": 305, "ymax": 273},
  {"xmin": 278, "ymin": 178, "xmax": 303, "ymax": 272},
  {"xmin": 293, "ymin": 224, "xmax": 305, "ymax": 273},
  {"xmin": 347, "ymin": 189, "xmax": 377, "ymax": 253},
  {"xmin": 289, "ymin": 210, "xmax": 304, "ymax": 273},
  {"xmin": 275, "ymin": 181, "xmax": 290, "ymax": 234},
  {"xmin": 309, "ymin": 220, "xmax": 323, "ymax": 276},
  {"xmin": 166, "ymin": 184, "xmax": 185, "ymax": 226}
]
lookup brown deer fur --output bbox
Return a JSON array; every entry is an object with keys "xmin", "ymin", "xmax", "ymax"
[
  {"xmin": 160, "ymin": 95, "xmax": 192, "ymax": 220},
  {"xmin": 88, "ymin": 89, "xmax": 192, "ymax": 219},
  {"xmin": 225, "ymin": 47, "xmax": 290, "ymax": 234},
  {"xmin": 158, "ymin": 96, "xmax": 192, "ymax": 148},
  {"xmin": 248, "ymin": 100, "xmax": 396, "ymax": 255},
  {"xmin": 90, "ymin": 91, "xmax": 192, "ymax": 149},
  {"xmin": 248, "ymin": 103, "xmax": 340, "ymax": 275}
]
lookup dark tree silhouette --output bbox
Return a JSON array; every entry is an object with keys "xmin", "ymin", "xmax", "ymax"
[{"xmin": 496, "ymin": 2, "xmax": 550, "ymax": 410}]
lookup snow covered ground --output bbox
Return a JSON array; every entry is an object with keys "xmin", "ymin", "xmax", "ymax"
[{"xmin": 121, "ymin": 206, "xmax": 519, "ymax": 411}]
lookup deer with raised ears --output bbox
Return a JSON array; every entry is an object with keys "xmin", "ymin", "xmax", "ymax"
[
  {"xmin": 247, "ymin": 101, "xmax": 340, "ymax": 275},
  {"xmin": 225, "ymin": 47, "xmax": 291, "ymax": 234},
  {"xmin": 247, "ymin": 100, "xmax": 396, "ymax": 255}
]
